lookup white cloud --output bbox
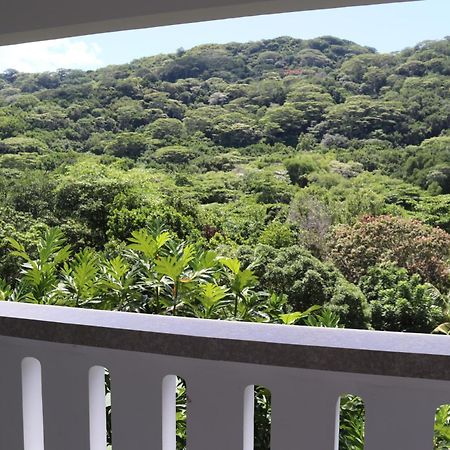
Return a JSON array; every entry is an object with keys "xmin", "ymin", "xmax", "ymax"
[{"xmin": 0, "ymin": 38, "xmax": 103, "ymax": 73}]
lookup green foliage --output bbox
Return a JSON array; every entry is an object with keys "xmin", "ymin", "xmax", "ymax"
[
  {"xmin": 0, "ymin": 137, "xmax": 48, "ymax": 154},
  {"xmin": 435, "ymin": 405, "xmax": 450, "ymax": 449},
  {"xmin": 285, "ymin": 153, "xmax": 328, "ymax": 186},
  {"xmin": 259, "ymin": 221, "xmax": 295, "ymax": 248},
  {"xmin": 152, "ymin": 145, "xmax": 198, "ymax": 165},
  {"xmin": 434, "ymin": 324, "xmax": 450, "ymax": 336},
  {"xmin": 331, "ymin": 215, "xmax": 450, "ymax": 290},
  {"xmin": 261, "ymin": 104, "xmax": 306, "ymax": 146},
  {"xmin": 359, "ymin": 264, "xmax": 445, "ymax": 332},
  {"xmin": 53, "ymin": 172, "xmax": 131, "ymax": 246},
  {"xmin": 127, "ymin": 229, "xmax": 170, "ymax": 259},
  {"xmin": 202, "ymin": 200, "xmax": 269, "ymax": 245},
  {"xmin": 245, "ymin": 244, "xmax": 371, "ymax": 328},
  {"xmin": 108, "ymin": 203, "xmax": 202, "ymax": 242},
  {"xmin": 318, "ymin": 96, "xmax": 408, "ymax": 144},
  {"xmin": 339, "ymin": 395, "xmax": 365, "ymax": 450},
  {"xmin": 0, "ymin": 37, "xmax": 448, "ymax": 341},
  {"xmin": 254, "ymin": 386, "xmax": 272, "ymax": 450},
  {"xmin": 0, "ymin": 206, "xmax": 47, "ymax": 281},
  {"xmin": 106, "ymin": 132, "xmax": 150, "ymax": 159},
  {"xmin": 279, "ymin": 305, "xmax": 321, "ymax": 325},
  {"xmin": 147, "ymin": 118, "xmax": 185, "ymax": 144},
  {"xmin": 8, "ymin": 228, "xmax": 71, "ymax": 303},
  {"xmin": 2, "ymin": 228, "xmax": 317, "ymax": 324},
  {"xmin": 0, "ymin": 34, "xmax": 449, "ymax": 450},
  {"xmin": 405, "ymin": 136, "xmax": 450, "ymax": 194}
]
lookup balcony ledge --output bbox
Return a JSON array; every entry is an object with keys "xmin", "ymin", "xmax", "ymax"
[{"xmin": 0, "ymin": 301, "xmax": 449, "ymax": 381}]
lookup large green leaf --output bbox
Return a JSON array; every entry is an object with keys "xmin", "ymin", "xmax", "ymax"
[
  {"xmin": 220, "ymin": 257, "xmax": 241, "ymax": 275},
  {"xmin": 280, "ymin": 305, "xmax": 321, "ymax": 325},
  {"xmin": 233, "ymin": 268, "xmax": 258, "ymax": 292},
  {"xmin": 38, "ymin": 228, "xmax": 71, "ymax": 264},
  {"xmin": 200, "ymin": 283, "xmax": 228, "ymax": 309},
  {"xmin": 7, "ymin": 237, "xmax": 30, "ymax": 261},
  {"xmin": 127, "ymin": 229, "xmax": 170, "ymax": 259},
  {"xmin": 156, "ymin": 244, "xmax": 195, "ymax": 281}
]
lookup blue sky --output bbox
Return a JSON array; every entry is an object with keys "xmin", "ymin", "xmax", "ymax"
[{"xmin": 0, "ymin": 0, "xmax": 448, "ymax": 72}]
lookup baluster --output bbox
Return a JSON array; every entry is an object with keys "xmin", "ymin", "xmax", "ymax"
[
  {"xmin": 22, "ymin": 357, "xmax": 44, "ymax": 450},
  {"xmin": 271, "ymin": 378, "xmax": 339, "ymax": 450},
  {"xmin": 187, "ymin": 372, "xmax": 247, "ymax": 450},
  {"xmin": 41, "ymin": 354, "xmax": 90, "ymax": 450},
  {"xmin": 111, "ymin": 360, "xmax": 165, "ymax": 450},
  {"xmin": 0, "ymin": 352, "xmax": 24, "ymax": 449},
  {"xmin": 89, "ymin": 366, "xmax": 108, "ymax": 450},
  {"xmin": 365, "ymin": 387, "xmax": 437, "ymax": 450}
]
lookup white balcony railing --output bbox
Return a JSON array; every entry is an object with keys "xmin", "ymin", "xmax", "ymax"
[{"xmin": 0, "ymin": 301, "xmax": 449, "ymax": 450}]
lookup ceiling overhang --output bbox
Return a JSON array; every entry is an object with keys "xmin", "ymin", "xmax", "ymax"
[{"xmin": 0, "ymin": 0, "xmax": 417, "ymax": 46}]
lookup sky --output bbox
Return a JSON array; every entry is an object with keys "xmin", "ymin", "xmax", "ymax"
[{"xmin": 0, "ymin": 0, "xmax": 448, "ymax": 73}]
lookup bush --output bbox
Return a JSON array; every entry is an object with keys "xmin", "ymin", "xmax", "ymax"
[
  {"xmin": 240, "ymin": 244, "xmax": 371, "ymax": 328},
  {"xmin": 330, "ymin": 215, "xmax": 450, "ymax": 289},
  {"xmin": 285, "ymin": 154, "xmax": 328, "ymax": 187},
  {"xmin": 152, "ymin": 146, "xmax": 198, "ymax": 165},
  {"xmin": 359, "ymin": 264, "xmax": 445, "ymax": 332},
  {"xmin": 0, "ymin": 206, "xmax": 47, "ymax": 281},
  {"xmin": 106, "ymin": 133, "xmax": 150, "ymax": 159},
  {"xmin": 107, "ymin": 205, "xmax": 202, "ymax": 242},
  {"xmin": 0, "ymin": 137, "xmax": 48, "ymax": 154},
  {"xmin": 258, "ymin": 222, "xmax": 295, "ymax": 248}
]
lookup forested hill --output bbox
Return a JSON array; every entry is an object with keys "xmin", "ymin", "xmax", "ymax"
[
  {"xmin": 0, "ymin": 36, "xmax": 449, "ymax": 335},
  {"xmin": 0, "ymin": 35, "xmax": 449, "ymax": 153}
]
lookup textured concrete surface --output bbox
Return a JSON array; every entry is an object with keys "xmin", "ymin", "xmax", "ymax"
[{"xmin": 0, "ymin": 302, "xmax": 449, "ymax": 380}]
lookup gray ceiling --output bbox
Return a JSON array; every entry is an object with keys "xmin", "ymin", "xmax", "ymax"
[{"xmin": 0, "ymin": 0, "xmax": 416, "ymax": 46}]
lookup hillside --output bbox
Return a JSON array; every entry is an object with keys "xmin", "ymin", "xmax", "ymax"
[
  {"xmin": 0, "ymin": 35, "xmax": 449, "ymax": 333},
  {"xmin": 1, "ymin": 35, "xmax": 449, "ymax": 150}
]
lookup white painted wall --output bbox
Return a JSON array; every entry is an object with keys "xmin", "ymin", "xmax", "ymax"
[{"xmin": 0, "ymin": 333, "xmax": 447, "ymax": 450}]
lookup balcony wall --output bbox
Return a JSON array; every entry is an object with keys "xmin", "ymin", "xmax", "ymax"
[{"xmin": 0, "ymin": 301, "xmax": 449, "ymax": 449}]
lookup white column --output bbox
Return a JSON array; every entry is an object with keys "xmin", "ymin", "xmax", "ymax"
[
  {"xmin": 89, "ymin": 366, "xmax": 108, "ymax": 450},
  {"xmin": 162, "ymin": 374, "xmax": 177, "ymax": 450},
  {"xmin": 243, "ymin": 385, "xmax": 255, "ymax": 450},
  {"xmin": 22, "ymin": 357, "xmax": 44, "ymax": 450}
]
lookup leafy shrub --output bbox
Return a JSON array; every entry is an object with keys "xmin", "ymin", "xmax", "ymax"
[
  {"xmin": 285, "ymin": 154, "xmax": 328, "ymax": 187},
  {"xmin": 241, "ymin": 244, "xmax": 371, "ymax": 328},
  {"xmin": 359, "ymin": 264, "xmax": 445, "ymax": 332},
  {"xmin": 330, "ymin": 215, "xmax": 450, "ymax": 289},
  {"xmin": 0, "ymin": 137, "xmax": 48, "ymax": 154},
  {"xmin": 106, "ymin": 133, "xmax": 151, "ymax": 159},
  {"xmin": 107, "ymin": 205, "xmax": 202, "ymax": 242},
  {"xmin": 153, "ymin": 146, "xmax": 198, "ymax": 164},
  {"xmin": 258, "ymin": 222, "xmax": 295, "ymax": 248}
]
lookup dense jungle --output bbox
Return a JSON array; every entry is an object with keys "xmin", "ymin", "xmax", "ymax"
[{"xmin": 0, "ymin": 35, "xmax": 449, "ymax": 448}]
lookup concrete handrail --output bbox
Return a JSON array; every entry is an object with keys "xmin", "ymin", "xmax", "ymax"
[
  {"xmin": 0, "ymin": 301, "xmax": 449, "ymax": 380},
  {"xmin": 0, "ymin": 301, "xmax": 449, "ymax": 450}
]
